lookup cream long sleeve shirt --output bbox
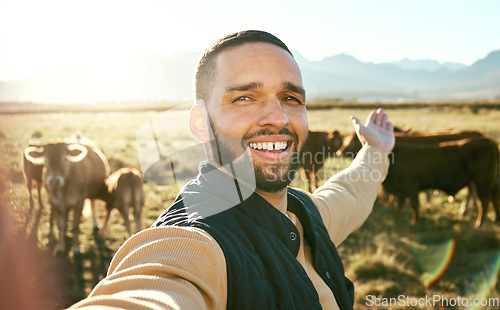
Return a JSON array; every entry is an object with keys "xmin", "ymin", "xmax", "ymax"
[{"xmin": 69, "ymin": 145, "xmax": 389, "ymax": 310}]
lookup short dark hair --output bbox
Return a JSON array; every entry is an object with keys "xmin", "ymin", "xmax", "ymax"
[{"xmin": 194, "ymin": 30, "xmax": 294, "ymax": 104}]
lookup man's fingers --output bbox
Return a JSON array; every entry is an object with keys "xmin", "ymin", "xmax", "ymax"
[
  {"xmin": 365, "ymin": 111, "xmax": 376, "ymax": 127},
  {"xmin": 379, "ymin": 113, "xmax": 388, "ymax": 128},
  {"xmin": 373, "ymin": 110, "xmax": 381, "ymax": 126},
  {"xmin": 351, "ymin": 116, "xmax": 361, "ymax": 127},
  {"xmin": 352, "ymin": 108, "xmax": 395, "ymax": 154},
  {"xmin": 386, "ymin": 120, "xmax": 394, "ymax": 132}
]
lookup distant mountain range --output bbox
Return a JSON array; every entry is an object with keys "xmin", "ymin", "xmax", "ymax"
[
  {"xmin": 294, "ymin": 50, "xmax": 500, "ymax": 101},
  {"xmin": 1, "ymin": 49, "xmax": 499, "ymax": 103}
]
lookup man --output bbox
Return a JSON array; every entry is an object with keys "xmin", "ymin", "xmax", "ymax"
[{"xmin": 70, "ymin": 30, "xmax": 394, "ymax": 309}]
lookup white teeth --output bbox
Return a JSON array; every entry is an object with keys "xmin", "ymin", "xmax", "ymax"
[{"xmin": 249, "ymin": 141, "xmax": 289, "ymax": 151}]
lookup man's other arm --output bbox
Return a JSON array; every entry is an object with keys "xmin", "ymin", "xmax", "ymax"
[
  {"xmin": 68, "ymin": 226, "xmax": 227, "ymax": 310},
  {"xmin": 311, "ymin": 145, "xmax": 390, "ymax": 246}
]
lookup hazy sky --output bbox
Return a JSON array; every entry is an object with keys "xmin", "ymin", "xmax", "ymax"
[{"xmin": 1, "ymin": 0, "xmax": 499, "ymax": 81}]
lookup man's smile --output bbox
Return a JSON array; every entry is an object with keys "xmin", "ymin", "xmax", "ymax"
[
  {"xmin": 245, "ymin": 135, "xmax": 295, "ymax": 162},
  {"xmin": 249, "ymin": 141, "xmax": 288, "ymax": 151}
]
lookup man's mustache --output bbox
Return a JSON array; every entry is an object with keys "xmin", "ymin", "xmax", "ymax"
[{"xmin": 243, "ymin": 128, "xmax": 298, "ymax": 143}]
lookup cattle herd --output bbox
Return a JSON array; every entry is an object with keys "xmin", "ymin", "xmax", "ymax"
[
  {"xmin": 21, "ymin": 127, "xmax": 500, "ymax": 255},
  {"xmin": 301, "ymin": 127, "xmax": 500, "ymax": 228},
  {"xmin": 23, "ymin": 134, "xmax": 144, "ymax": 255}
]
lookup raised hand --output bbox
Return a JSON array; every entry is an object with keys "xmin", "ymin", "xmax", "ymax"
[{"xmin": 350, "ymin": 108, "xmax": 395, "ymax": 154}]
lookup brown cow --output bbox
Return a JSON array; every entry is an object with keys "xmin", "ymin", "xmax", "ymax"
[
  {"xmin": 24, "ymin": 136, "xmax": 109, "ymax": 254},
  {"xmin": 337, "ymin": 129, "xmax": 485, "ymax": 205},
  {"xmin": 300, "ymin": 130, "xmax": 343, "ymax": 192},
  {"xmin": 382, "ymin": 136, "xmax": 499, "ymax": 227},
  {"xmin": 99, "ymin": 167, "xmax": 144, "ymax": 237},
  {"xmin": 335, "ymin": 127, "xmax": 407, "ymax": 159},
  {"xmin": 335, "ymin": 132, "xmax": 363, "ymax": 159},
  {"xmin": 337, "ymin": 129, "xmax": 483, "ymax": 158}
]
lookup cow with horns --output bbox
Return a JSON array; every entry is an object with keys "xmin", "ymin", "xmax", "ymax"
[{"xmin": 24, "ymin": 135, "xmax": 109, "ymax": 254}]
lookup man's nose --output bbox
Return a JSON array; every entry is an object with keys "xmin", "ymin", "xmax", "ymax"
[{"xmin": 258, "ymin": 97, "xmax": 289, "ymax": 128}]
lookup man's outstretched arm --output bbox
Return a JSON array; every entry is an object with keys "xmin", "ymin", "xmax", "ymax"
[{"xmin": 308, "ymin": 108, "xmax": 395, "ymax": 245}]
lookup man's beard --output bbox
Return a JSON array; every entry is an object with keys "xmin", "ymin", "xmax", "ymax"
[{"xmin": 208, "ymin": 126, "xmax": 305, "ymax": 193}]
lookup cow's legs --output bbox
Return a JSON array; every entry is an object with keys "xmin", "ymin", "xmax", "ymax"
[
  {"xmin": 36, "ymin": 180, "xmax": 44, "ymax": 212},
  {"xmin": 313, "ymin": 172, "xmax": 319, "ymax": 191},
  {"xmin": 305, "ymin": 170, "xmax": 313, "ymax": 192},
  {"xmin": 35, "ymin": 181, "xmax": 44, "ymax": 226},
  {"xmin": 90, "ymin": 199, "xmax": 99, "ymax": 233},
  {"xmin": 28, "ymin": 181, "xmax": 45, "ymax": 240},
  {"xmin": 474, "ymin": 198, "xmax": 486, "ymax": 228},
  {"xmin": 71, "ymin": 199, "xmax": 85, "ymax": 254},
  {"xmin": 54, "ymin": 207, "xmax": 67, "ymax": 254},
  {"xmin": 474, "ymin": 182, "xmax": 489, "ymax": 228},
  {"xmin": 121, "ymin": 205, "xmax": 132, "ymax": 236},
  {"xmin": 474, "ymin": 178, "xmax": 495, "ymax": 228},
  {"xmin": 410, "ymin": 194, "xmax": 420, "ymax": 225},
  {"xmin": 311, "ymin": 171, "xmax": 319, "ymax": 192},
  {"xmin": 133, "ymin": 204, "xmax": 142, "ymax": 234},
  {"xmin": 27, "ymin": 179, "xmax": 34, "ymax": 210},
  {"xmin": 100, "ymin": 208, "xmax": 113, "ymax": 237},
  {"xmin": 424, "ymin": 189, "xmax": 432, "ymax": 204},
  {"xmin": 493, "ymin": 181, "xmax": 500, "ymax": 222},
  {"xmin": 24, "ymin": 179, "xmax": 34, "ymax": 228},
  {"xmin": 395, "ymin": 195, "xmax": 405, "ymax": 210},
  {"xmin": 48, "ymin": 204, "xmax": 55, "ymax": 239},
  {"xmin": 387, "ymin": 193, "xmax": 395, "ymax": 206},
  {"xmin": 459, "ymin": 184, "xmax": 478, "ymax": 216},
  {"xmin": 133, "ymin": 186, "xmax": 143, "ymax": 235}
]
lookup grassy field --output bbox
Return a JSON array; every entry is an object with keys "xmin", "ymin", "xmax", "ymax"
[{"xmin": 1, "ymin": 102, "xmax": 500, "ymax": 309}]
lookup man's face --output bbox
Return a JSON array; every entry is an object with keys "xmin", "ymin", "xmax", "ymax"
[{"xmin": 205, "ymin": 42, "xmax": 308, "ymax": 192}]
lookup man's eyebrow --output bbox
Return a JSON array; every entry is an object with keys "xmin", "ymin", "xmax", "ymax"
[
  {"xmin": 226, "ymin": 82, "xmax": 262, "ymax": 92},
  {"xmin": 225, "ymin": 81, "xmax": 306, "ymax": 96},
  {"xmin": 282, "ymin": 82, "xmax": 306, "ymax": 96}
]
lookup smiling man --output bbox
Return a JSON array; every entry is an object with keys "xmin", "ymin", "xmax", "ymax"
[{"xmin": 70, "ymin": 30, "xmax": 394, "ymax": 310}]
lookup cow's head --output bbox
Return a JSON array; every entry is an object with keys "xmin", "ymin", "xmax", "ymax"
[
  {"xmin": 327, "ymin": 130, "xmax": 343, "ymax": 155},
  {"xmin": 336, "ymin": 132, "xmax": 362, "ymax": 158},
  {"xmin": 24, "ymin": 142, "xmax": 88, "ymax": 190}
]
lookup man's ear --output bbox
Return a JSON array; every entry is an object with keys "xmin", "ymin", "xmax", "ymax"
[{"xmin": 189, "ymin": 103, "xmax": 210, "ymax": 142}]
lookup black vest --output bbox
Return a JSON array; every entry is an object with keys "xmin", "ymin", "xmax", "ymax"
[{"xmin": 154, "ymin": 163, "xmax": 354, "ymax": 309}]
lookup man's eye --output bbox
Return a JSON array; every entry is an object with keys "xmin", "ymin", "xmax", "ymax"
[
  {"xmin": 283, "ymin": 96, "xmax": 303, "ymax": 105},
  {"xmin": 233, "ymin": 96, "xmax": 251, "ymax": 102}
]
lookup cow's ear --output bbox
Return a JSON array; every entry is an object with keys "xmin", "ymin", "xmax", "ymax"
[
  {"xmin": 189, "ymin": 103, "xmax": 210, "ymax": 142},
  {"xmin": 328, "ymin": 130, "xmax": 340, "ymax": 139}
]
